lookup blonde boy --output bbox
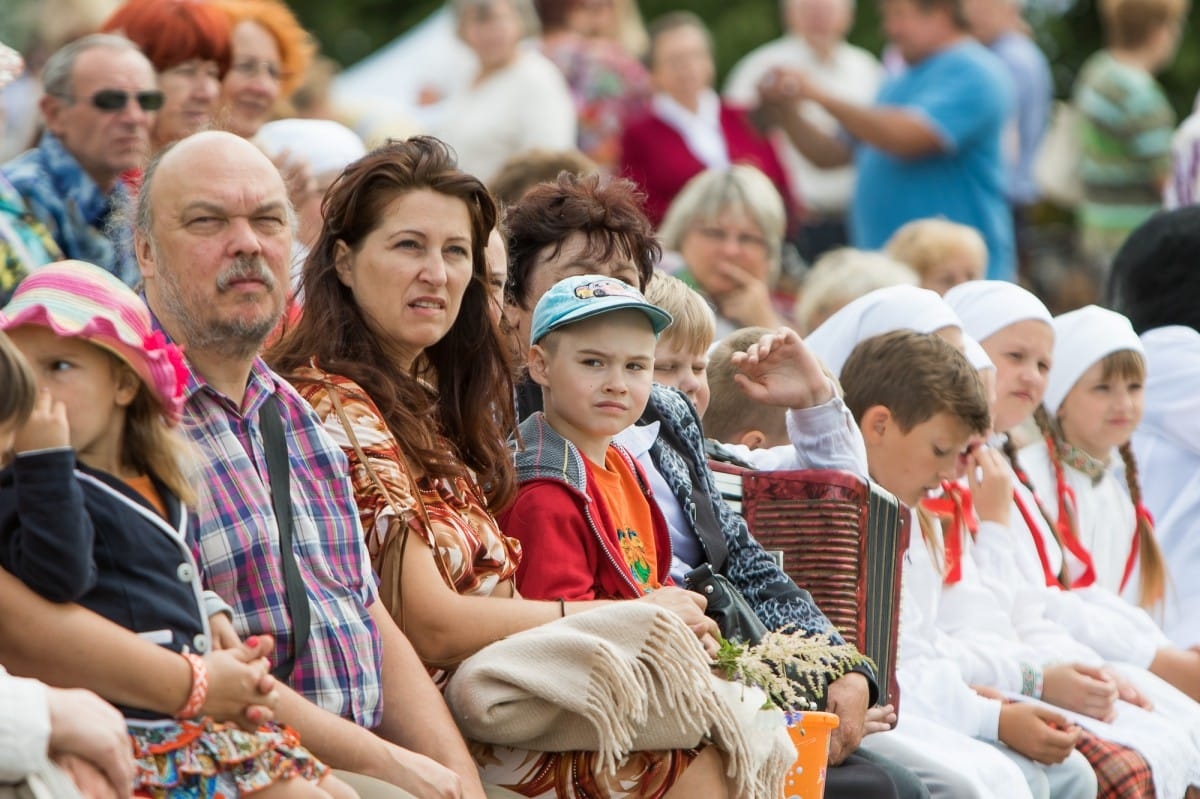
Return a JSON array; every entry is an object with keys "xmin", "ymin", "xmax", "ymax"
[
  {"xmin": 885, "ymin": 219, "xmax": 987, "ymax": 297},
  {"xmin": 644, "ymin": 273, "xmax": 715, "ymax": 415},
  {"xmin": 704, "ymin": 326, "xmax": 789, "ymax": 450}
]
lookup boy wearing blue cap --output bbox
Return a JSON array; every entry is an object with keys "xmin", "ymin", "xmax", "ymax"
[{"xmin": 497, "ymin": 274, "xmax": 706, "ymax": 611}]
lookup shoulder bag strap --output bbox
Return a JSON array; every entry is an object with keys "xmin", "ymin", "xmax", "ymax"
[
  {"xmin": 261, "ymin": 394, "xmax": 311, "ymax": 681},
  {"xmin": 324, "ymin": 385, "xmax": 456, "ymax": 629}
]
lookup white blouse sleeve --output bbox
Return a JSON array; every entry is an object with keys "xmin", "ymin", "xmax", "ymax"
[
  {"xmin": 0, "ymin": 668, "xmax": 52, "ymax": 782},
  {"xmin": 723, "ymin": 391, "xmax": 869, "ymax": 477}
]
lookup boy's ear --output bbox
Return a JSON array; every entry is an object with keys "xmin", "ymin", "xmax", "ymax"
[
  {"xmin": 737, "ymin": 430, "xmax": 767, "ymax": 451},
  {"xmin": 859, "ymin": 405, "xmax": 893, "ymax": 445},
  {"xmin": 528, "ymin": 344, "xmax": 551, "ymax": 388}
]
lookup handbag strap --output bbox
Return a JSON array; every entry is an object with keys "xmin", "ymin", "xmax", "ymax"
[
  {"xmin": 260, "ymin": 394, "xmax": 311, "ymax": 682},
  {"xmin": 324, "ymin": 384, "xmax": 455, "ymax": 628}
]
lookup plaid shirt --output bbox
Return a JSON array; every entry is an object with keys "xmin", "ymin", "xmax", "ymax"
[
  {"xmin": 179, "ymin": 356, "xmax": 384, "ymax": 726},
  {"xmin": 1, "ymin": 132, "xmax": 138, "ymax": 287}
]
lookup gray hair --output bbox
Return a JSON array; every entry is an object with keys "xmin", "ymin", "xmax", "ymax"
[
  {"xmin": 794, "ymin": 247, "xmax": 918, "ymax": 334},
  {"xmin": 452, "ymin": 0, "xmax": 540, "ymax": 35},
  {"xmin": 658, "ymin": 165, "xmax": 788, "ymax": 281},
  {"xmin": 42, "ymin": 33, "xmax": 146, "ymax": 101}
]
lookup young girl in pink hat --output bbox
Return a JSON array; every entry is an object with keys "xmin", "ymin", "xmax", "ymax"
[{"xmin": 0, "ymin": 260, "xmax": 353, "ymax": 799}]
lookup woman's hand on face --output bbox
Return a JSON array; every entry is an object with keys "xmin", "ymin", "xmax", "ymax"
[
  {"xmin": 202, "ymin": 634, "xmax": 278, "ymax": 729},
  {"xmin": 13, "ymin": 388, "xmax": 70, "ymax": 454},
  {"xmin": 710, "ymin": 261, "xmax": 781, "ymax": 329}
]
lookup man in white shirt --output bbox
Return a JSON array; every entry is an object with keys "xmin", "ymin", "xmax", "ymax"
[{"xmin": 724, "ymin": 0, "xmax": 883, "ymax": 262}]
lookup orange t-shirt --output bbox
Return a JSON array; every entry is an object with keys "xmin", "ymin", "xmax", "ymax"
[
  {"xmin": 589, "ymin": 446, "xmax": 662, "ymax": 592},
  {"xmin": 124, "ymin": 474, "xmax": 168, "ymax": 520}
]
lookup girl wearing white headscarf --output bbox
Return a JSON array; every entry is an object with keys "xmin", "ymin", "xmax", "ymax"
[
  {"xmin": 944, "ymin": 283, "xmax": 1200, "ymax": 799},
  {"xmin": 1020, "ymin": 306, "xmax": 1165, "ymax": 609}
]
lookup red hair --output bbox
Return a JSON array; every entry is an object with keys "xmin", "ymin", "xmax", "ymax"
[
  {"xmin": 216, "ymin": 0, "xmax": 315, "ymax": 97},
  {"xmin": 103, "ymin": 0, "xmax": 232, "ymax": 76}
]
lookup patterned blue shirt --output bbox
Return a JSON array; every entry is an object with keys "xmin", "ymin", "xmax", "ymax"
[{"xmin": 1, "ymin": 132, "xmax": 138, "ymax": 286}]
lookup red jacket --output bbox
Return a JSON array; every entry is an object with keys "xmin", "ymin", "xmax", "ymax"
[
  {"xmin": 619, "ymin": 101, "xmax": 794, "ymax": 226},
  {"xmin": 498, "ymin": 412, "xmax": 673, "ymax": 601}
]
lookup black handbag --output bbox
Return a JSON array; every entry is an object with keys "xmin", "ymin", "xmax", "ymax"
[{"xmin": 684, "ymin": 563, "xmax": 768, "ymax": 645}]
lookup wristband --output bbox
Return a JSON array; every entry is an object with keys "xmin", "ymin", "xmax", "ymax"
[
  {"xmin": 176, "ymin": 652, "xmax": 209, "ymax": 719},
  {"xmin": 1019, "ymin": 662, "xmax": 1043, "ymax": 699}
]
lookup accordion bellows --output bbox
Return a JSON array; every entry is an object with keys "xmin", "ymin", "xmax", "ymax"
[{"xmin": 710, "ymin": 465, "xmax": 910, "ymax": 710}]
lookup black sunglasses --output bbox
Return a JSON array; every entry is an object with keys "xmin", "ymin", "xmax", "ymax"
[{"xmin": 87, "ymin": 89, "xmax": 165, "ymax": 112}]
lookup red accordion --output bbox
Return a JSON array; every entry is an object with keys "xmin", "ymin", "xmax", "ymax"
[{"xmin": 709, "ymin": 464, "xmax": 910, "ymax": 710}]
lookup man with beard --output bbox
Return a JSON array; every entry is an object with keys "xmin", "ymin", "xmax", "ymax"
[{"xmin": 134, "ymin": 129, "xmax": 509, "ymax": 799}]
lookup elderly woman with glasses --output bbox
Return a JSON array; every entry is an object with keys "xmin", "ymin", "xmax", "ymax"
[
  {"xmin": 216, "ymin": 0, "xmax": 315, "ymax": 139},
  {"xmin": 102, "ymin": 0, "xmax": 232, "ymax": 153},
  {"xmin": 658, "ymin": 164, "xmax": 793, "ymax": 337}
]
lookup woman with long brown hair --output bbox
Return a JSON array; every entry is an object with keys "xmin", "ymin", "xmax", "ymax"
[{"xmin": 268, "ymin": 136, "xmax": 734, "ymax": 798}]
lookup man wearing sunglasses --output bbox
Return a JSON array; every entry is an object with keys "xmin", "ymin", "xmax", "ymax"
[{"xmin": 2, "ymin": 34, "xmax": 158, "ymax": 288}]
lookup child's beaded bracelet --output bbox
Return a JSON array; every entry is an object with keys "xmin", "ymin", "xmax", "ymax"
[{"xmin": 176, "ymin": 652, "xmax": 209, "ymax": 719}]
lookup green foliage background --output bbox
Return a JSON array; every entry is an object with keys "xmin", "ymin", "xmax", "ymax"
[{"xmin": 284, "ymin": 0, "xmax": 1199, "ymax": 117}]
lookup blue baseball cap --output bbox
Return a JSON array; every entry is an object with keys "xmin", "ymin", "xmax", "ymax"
[{"xmin": 531, "ymin": 275, "xmax": 673, "ymax": 345}]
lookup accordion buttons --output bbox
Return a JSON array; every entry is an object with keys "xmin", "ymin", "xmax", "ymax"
[{"xmin": 704, "ymin": 585, "xmax": 714, "ymax": 595}]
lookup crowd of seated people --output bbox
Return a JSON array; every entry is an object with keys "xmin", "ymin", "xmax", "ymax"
[{"xmin": 1, "ymin": 0, "xmax": 1200, "ymax": 797}]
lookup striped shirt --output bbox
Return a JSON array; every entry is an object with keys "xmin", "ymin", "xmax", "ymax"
[
  {"xmin": 180, "ymin": 356, "xmax": 384, "ymax": 726},
  {"xmin": 1074, "ymin": 52, "xmax": 1174, "ymax": 252}
]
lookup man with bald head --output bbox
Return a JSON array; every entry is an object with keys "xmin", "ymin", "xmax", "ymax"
[{"xmin": 135, "ymin": 130, "xmax": 504, "ymax": 799}]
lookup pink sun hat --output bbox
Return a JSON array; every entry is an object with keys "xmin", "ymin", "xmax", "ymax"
[{"xmin": 0, "ymin": 260, "xmax": 187, "ymax": 425}]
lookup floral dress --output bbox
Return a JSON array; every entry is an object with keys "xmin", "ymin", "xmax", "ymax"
[{"xmin": 294, "ymin": 367, "xmax": 701, "ymax": 799}]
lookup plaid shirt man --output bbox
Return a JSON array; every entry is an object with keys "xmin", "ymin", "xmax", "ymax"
[{"xmin": 180, "ymin": 353, "xmax": 384, "ymax": 726}]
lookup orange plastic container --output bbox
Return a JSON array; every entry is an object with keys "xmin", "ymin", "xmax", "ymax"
[{"xmin": 780, "ymin": 711, "xmax": 839, "ymax": 799}]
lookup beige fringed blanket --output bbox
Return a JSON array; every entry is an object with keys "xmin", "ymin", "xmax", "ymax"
[{"xmin": 444, "ymin": 602, "xmax": 794, "ymax": 799}]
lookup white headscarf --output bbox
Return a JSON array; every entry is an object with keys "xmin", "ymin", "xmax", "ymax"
[
  {"xmin": 1043, "ymin": 305, "xmax": 1145, "ymax": 415},
  {"xmin": 256, "ymin": 118, "xmax": 367, "ymax": 181},
  {"xmin": 805, "ymin": 285, "xmax": 963, "ymax": 377},
  {"xmin": 964, "ymin": 334, "xmax": 994, "ymax": 372},
  {"xmin": 943, "ymin": 280, "xmax": 1052, "ymax": 344}
]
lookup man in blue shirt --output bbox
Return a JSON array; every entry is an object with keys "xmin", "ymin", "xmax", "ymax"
[
  {"xmin": 2, "ymin": 34, "xmax": 157, "ymax": 287},
  {"xmin": 757, "ymin": 0, "xmax": 1017, "ymax": 281}
]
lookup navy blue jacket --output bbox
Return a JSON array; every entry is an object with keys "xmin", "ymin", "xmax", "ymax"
[{"xmin": 0, "ymin": 449, "xmax": 210, "ymax": 718}]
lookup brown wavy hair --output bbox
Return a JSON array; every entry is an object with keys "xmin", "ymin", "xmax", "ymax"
[
  {"xmin": 267, "ymin": 136, "xmax": 516, "ymax": 510},
  {"xmin": 1034, "ymin": 350, "xmax": 1167, "ymax": 609},
  {"xmin": 505, "ymin": 171, "xmax": 659, "ymax": 307}
]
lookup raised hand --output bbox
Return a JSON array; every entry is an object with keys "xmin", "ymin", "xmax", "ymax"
[
  {"xmin": 14, "ymin": 388, "xmax": 70, "ymax": 454},
  {"xmin": 965, "ymin": 443, "xmax": 1013, "ymax": 527},
  {"xmin": 731, "ymin": 327, "xmax": 835, "ymax": 410}
]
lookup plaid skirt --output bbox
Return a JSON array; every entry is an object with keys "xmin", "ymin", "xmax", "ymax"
[{"xmin": 1076, "ymin": 729, "xmax": 1156, "ymax": 799}]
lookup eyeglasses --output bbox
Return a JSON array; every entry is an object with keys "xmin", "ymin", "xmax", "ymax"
[
  {"xmin": 695, "ymin": 225, "xmax": 769, "ymax": 251},
  {"xmin": 82, "ymin": 89, "xmax": 165, "ymax": 112},
  {"xmin": 231, "ymin": 59, "xmax": 288, "ymax": 83}
]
